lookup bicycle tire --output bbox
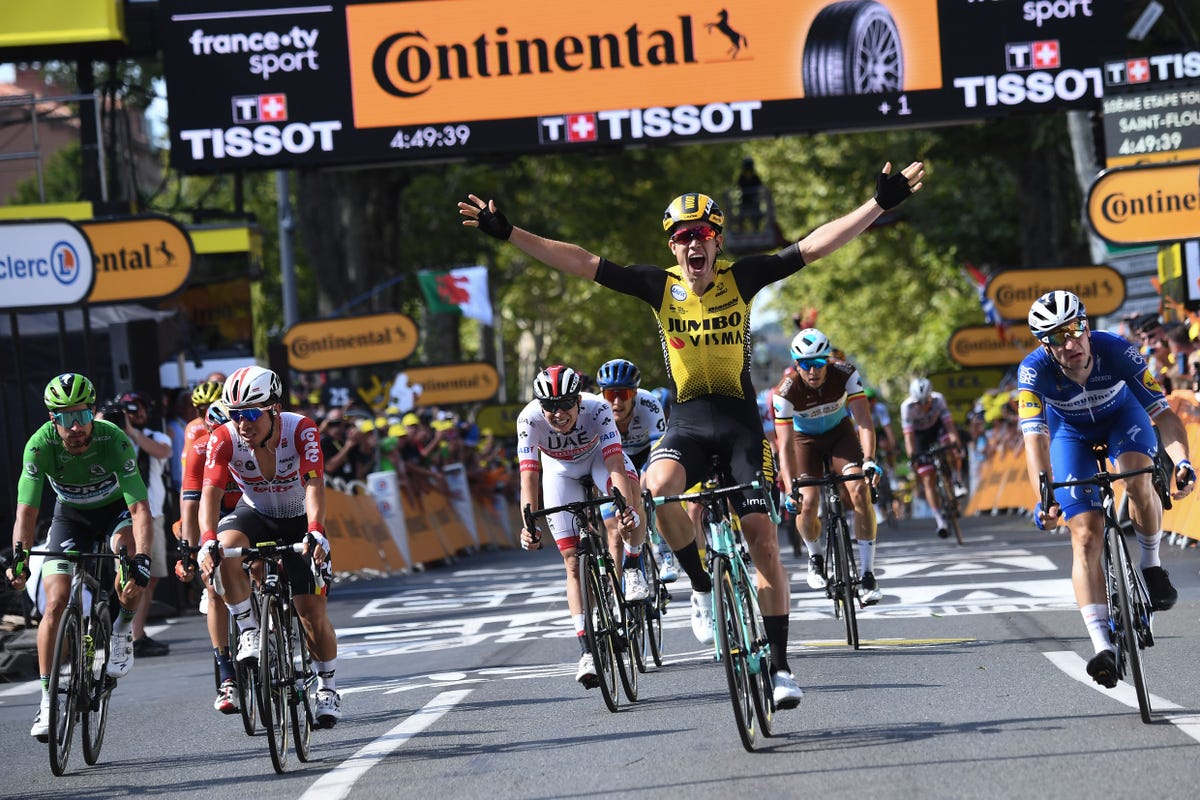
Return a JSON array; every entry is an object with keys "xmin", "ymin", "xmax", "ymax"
[
  {"xmin": 48, "ymin": 605, "xmax": 82, "ymax": 776},
  {"xmin": 82, "ymin": 603, "xmax": 111, "ymax": 765},
  {"xmin": 938, "ymin": 464, "xmax": 965, "ymax": 545},
  {"xmin": 230, "ymin": 611, "xmax": 258, "ymax": 736},
  {"xmin": 289, "ymin": 609, "xmax": 315, "ymax": 761},
  {"xmin": 1112, "ymin": 527, "xmax": 1152, "ymax": 723},
  {"xmin": 642, "ymin": 549, "xmax": 664, "ymax": 668},
  {"xmin": 582, "ymin": 557, "xmax": 620, "ymax": 712},
  {"xmin": 628, "ymin": 584, "xmax": 648, "ymax": 674},
  {"xmin": 608, "ymin": 562, "xmax": 638, "ymax": 702},
  {"xmin": 738, "ymin": 573, "xmax": 774, "ymax": 738},
  {"xmin": 714, "ymin": 558, "xmax": 757, "ymax": 751},
  {"xmin": 260, "ymin": 600, "xmax": 291, "ymax": 773},
  {"xmin": 833, "ymin": 516, "xmax": 860, "ymax": 649}
]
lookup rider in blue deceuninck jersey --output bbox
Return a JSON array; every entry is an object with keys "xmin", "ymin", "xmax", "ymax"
[{"xmin": 1018, "ymin": 290, "xmax": 1196, "ymax": 690}]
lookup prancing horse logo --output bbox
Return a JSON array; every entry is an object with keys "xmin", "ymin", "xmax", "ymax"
[{"xmin": 706, "ymin": 9, "xmax": 748, "ymax": 59}]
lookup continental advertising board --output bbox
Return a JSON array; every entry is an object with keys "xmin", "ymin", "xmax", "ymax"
[
  {"xmin": 986, "ymin": 265, "xmax": 1125, "ymax": 319},
  {"xmin": 162, "ymin": 0, "xmax": 1122, "ymax": 172},
  {"xmin": 1086, "ymin": 160, "xmax": 1200, "ymax": 247}
]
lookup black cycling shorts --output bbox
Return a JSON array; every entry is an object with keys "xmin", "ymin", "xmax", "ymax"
[{"xmin": 217, "ymin": 501, "xmax": 330, "ymax": 597}]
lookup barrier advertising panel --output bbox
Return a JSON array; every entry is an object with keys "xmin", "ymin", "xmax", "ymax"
[
  {"xmin": 162, "ymin": 0, "xmax": 1122, "ymax": 172},
  {"xmin": 0, "ymin": 220, "xmax": 95, "ymax": 311}
]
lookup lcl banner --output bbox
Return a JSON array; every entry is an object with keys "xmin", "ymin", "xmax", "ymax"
[{"xmin": 162, "ymin": 0, "xmax": 1122, "ymax": 172}]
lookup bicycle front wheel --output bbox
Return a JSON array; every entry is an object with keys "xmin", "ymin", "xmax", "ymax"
[
  {"xmin": 832, "ymin": 517, "xmax": 860, "ymax": 649},
  {"xmin": 82, "ymin": 604, "xmax": 112, "ymax": 765},
  {"xmin": 260, "ymin": 601, "xmax": 291, "ymax": 773},
  {"xmin": 738, "ymin": 576, "xmax": 774, "ymax": 738},
  {"xmin": 642, "ymin": 549, "xmax": 664, "ymax": 668},
  {"xmin": 48, "ymin": 605, "xmax": 83, "ymax": 776},
  {"xmin": 714, "ymin": 558, "xmax": 757, "ymax": 751},
  {"xmin": 608, "ymin": 563, "xmax": 638, "ymax": 702},
  {"xmin": 288, "ymin": 609, "xmax": 315, "ymax": 761},
  {"xmin": 230, "ymin": 611, "xmax": 258, "ymax": 736},
  {"xmin": 939, "ymin": 469, "xmax": 964, "ymax": 545},
  {"xmin": 1112, "ymin": 527, "xmax": 1152, "ymax": 722},
  {"xmin": 582, "ymin": 557, "xmax": 619, "ymax": 712}
]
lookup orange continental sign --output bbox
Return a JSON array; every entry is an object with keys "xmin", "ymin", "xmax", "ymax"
[
  {"xmin": 395, "ymin": 363, "xmax": 501, "ymax": 406},
  {"xmin": 948, "ymin": 326, "xmax": 1040, "ymax": 368},
  {"xmin": 283, "ymin": 313, "xmax": 418, "ymax": 371},
  {"xmin": 986, "ymin": 266, "xmax": 1125, "ymax": 320},
  {"xmin": 345, "ymin": 0, "xmax": 941, "ymax": 129},
  {"xmin": 1086, "ymin": 160, "xmax": 1200, "ymax": 246},
  {"xmin": 83, "ymin": 216, "xmax": 193, "ymax": 304}
]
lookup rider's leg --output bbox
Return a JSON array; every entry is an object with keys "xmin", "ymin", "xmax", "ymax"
[{"xmin": 645, "ymin": 458, "xmax": 711, "ymax": 592}]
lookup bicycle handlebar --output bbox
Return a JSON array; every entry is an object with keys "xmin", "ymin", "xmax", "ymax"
[
  {"xmin": 791, "ymin": 472, "xmax": 879, "ymax": 505},
  {"xmin": 209, "ymin": 541, "xmax": 324, "ymax": 596},
  {"xmin": 1038, "ymin": 465, "xmax": 1156, "ymax": 511},
  {"xmin": 650, "ymin": 480, "xmax": 762, "ymax": 508},
  {"xmin": 523, "ymin": 486, "xmax": 627, "ymax": 549}
]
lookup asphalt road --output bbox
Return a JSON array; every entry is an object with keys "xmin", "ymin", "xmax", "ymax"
[{"xmin": 3, "ymin": 512, "xmax": 1200, "ymax": 799}]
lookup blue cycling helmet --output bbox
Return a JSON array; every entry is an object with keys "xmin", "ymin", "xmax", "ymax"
[{"xmin": 596, "ymin": 358, "xmax": 641, "ymax": 390}]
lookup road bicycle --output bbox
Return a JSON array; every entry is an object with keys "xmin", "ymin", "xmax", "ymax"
[
  {"xmin": 650, "ymin": 463, "xmax": 775, "ymax": 751},
  {"xmin": 791, "ymin": 456, "xmax": 877, "ymax": 650},
  {"xmin": 919, "ymin": 442, "xmax": 964, "ymax": 544},
  {"xmin": 525, "ymin": 480, "xmax": 637, "ymax": 712},
  {"xmin": 21, "ymin": 543, "xmax": 130, "ymax": 776},
  {"xmin": 1039, "ymin": 445, "xmax": 1169, "ymax": 724},
  {"xmin": 215, "ymin": 541, "xmax": 320, "ymax": 773},
  {"xmin": 636, "ymin": 489, "xmax": 672, "ymax": 670}
]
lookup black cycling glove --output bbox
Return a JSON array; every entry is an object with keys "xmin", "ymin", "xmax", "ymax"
[
  {"xmin": 474, "ymin": 202, "xmax": 513, "ymax": 241},
  {"xmin": 874, "ymin": 167, "xmax": 914, "ymax": 211},
  {"xmin": 132, "ymin": 554, "xmax": 153, "ymax": 587}
]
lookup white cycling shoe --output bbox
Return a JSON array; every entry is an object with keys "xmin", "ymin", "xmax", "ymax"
[{"xmin": 690, "ymin": 591, "xmax": 714, "ymax": 644}]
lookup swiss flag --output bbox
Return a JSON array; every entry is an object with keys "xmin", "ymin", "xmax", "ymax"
[
  {"xmin": 1126, "ymin": 58, "xmax": 1151, "ymax": 83},
  {"xmin": 1032, "ymin": 40, "xmax": 1060, "ymax": 69},
  {"xmin": 565, "ymin": 113, "xmax": 598, "ymax": 143},
  {"xmin": 258, "ymin": 94, "xmax": 288, "ymax": 122}
]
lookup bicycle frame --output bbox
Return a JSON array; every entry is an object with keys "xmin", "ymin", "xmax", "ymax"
[{"xmin": 919, "ymin": 443, "xmax": 964, "ymax": 544}]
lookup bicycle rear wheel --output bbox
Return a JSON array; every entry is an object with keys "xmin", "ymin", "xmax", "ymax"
[
  {"xmin": 608, "ymin": 564, "xmax": 638, "ymax": 702},
  {"xmin": 738, "ymin": 576, "xmax": 773, "ymax": 738},
  {"xmin": 288, "ymin": 610, "xmax": 315, "ymax": 761},
  {"xmin": 581, "ymin": 558, "xmax": 619, "ymax": 712},
  {"xmin": 260, "ymin": 600, "xmax": 291, "ymax": 773},
  {"xmin": 82, "ymin": 604, "xmax": 111, "ymax": 765},
  {"xmin": 939, "ymin": 468, "xmax": 964, "ymax": 545},
  {"xmin": 1112, "ymin": 528, "xmax": 1152, "ymax": 723},
  {"xmin": 833, "ymin": 517, "xmax": 860, "ymax": 649},
  {"xmin": 48, "ymin": 605, "xmax": 82, "ymax": 776},
  {"xmin": 642, "ymin": 549, "xmax": 664, "ymax": 668},
  {"xmin": 230, "ymin": 611, "xmax": 258, "ymax": 736},
  {"xmin": 714, "ymin": 558, "xmax": 757, "ymax": 751}
]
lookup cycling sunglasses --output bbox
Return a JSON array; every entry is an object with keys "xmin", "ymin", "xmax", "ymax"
[
  {"xmin": 539, "ymin": 397, "xmax": 577, "ymax": 413},
  {"xmin": 602, "ymin": 388, "xmax": 635, "ymax": 403},
  {"xmin": 229, "ymin": 407, "xmax": 270, "ymax": 423},
  {"xmin": 669, "ymin": 225, "xmax": 718, "ymax": 245},
  {"xmin": 1039, "ymin": 319, "xmax": 1087, "ymax": 347},
  {"xmin": 53, "ymin": 408, "xmax": 94, "ymax": 428},
  {"xmin": 797, "ymin": 357, "xmax": 828, "ymax": 371}
]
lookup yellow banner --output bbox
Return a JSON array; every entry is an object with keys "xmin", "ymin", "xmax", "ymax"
[
  {"xmin": 948, "ymin": 326, "xmax": 1040, "ymax": 368},
  {"xmin": 283, "ymin": 313, "xmax": 419, "ymax": 371},
  {"xmin": 1087, "ymin": 160, "xmax": 1200, "ymax": 246},
  {"xmin": 986, "ymin": 266, "xmax": 1125, "ymax": 319},
  {"xmin": 0, "ymin": 1, "xmax": 124, "ymax": 47},
  {"xmin": 84, "ymin": 217, "xmax": 193, "ymax": 304}
]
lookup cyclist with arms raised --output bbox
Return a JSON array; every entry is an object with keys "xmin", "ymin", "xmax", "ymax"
[
  {"xmin": 1020, "ymin": 290, "xmax": 1195, "ymax": 688},
  {"xmin": 7, "ymin": 373, "xmax": 155, "ymax": 739},
  {"xmin": 773, "ymin": 328, "xmax": 883, "ymax": 603},
  {"xmin": 516, "ymin": 366, "xmax": 648, "ymax": 687},
  {"xmin": 901, "ymin": 377, "xmax": 966, "ymax": 538},
  {"xmin": 197, "ymin": 366, "xmax": 343, "ymax": 727},
  {"xmin": 460, "ymin": 159, "xmax": 924, "ymax": 709}
]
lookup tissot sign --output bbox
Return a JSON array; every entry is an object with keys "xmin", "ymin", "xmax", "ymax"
[
  {"xmin": 1086, "ymin": 160, "xmax": 1200, "ymax": 246},
  {"xmin": 0, "ymin": 220, "xmax": 94, "ymax": 311},
  {"xmin": 162, "ymin": 0, "xmax": 1121, "ymax": 172}
]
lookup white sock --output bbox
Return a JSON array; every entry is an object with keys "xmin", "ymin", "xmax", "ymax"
[
  {"xmin": 1080, "ymin": 603, "xmax": 1112, "ymax": 654},
  {"xmin": 1136, "ymin": 531, "xmax": 1162, "ymax": 569},
  {"xmin": 313, "ymin": 658, "xmax": 337, "ymax": 691},
  {"xmin": 805, "ymin": 537, "xmax": 825, "ymax": 559},
  {"xmin": 858, "ymin": 539, "xmax": 876, "ymax": 574},
  {"xmin": 228, "ymin": 598, "xmax": 257, "ymax": 632},
  {"xmin": 933, "ymin": 509, "xmax": 947, "ymax": 529}
]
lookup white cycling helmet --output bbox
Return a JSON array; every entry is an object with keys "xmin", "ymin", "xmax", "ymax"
[
  {"xmin": 909, "ymin": 377, "xmax": 932, "ymax": 404},
  {"xmin": 223, "ymin": 366, "xmax": 281, "ymax": 409},
  {"xmin": 790, "ymin": 328, "xmax": 833, "ymax": 361},
  {"xmin": 1028, "ymin": 290, "xmax": 1087, "ymax": 338}
]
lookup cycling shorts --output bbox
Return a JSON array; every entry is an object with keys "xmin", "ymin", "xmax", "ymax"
[
  {"xmin": 791, "ymin": 417, "xmax": 864, "ymax": 477},
  {"xmin": 217, "ymin": 501, "xmax": 331, "ymax": 596},
  {"xmin": 541, "ymin": 448, "xmax": 636, "ymax": 552},
  {"xmin": 43, "ymin": 499, "xmax": 132, "ymax": 579},
  {"xmin": 912, "ymin": 420, "xmax": 953, "ymax": 476}
]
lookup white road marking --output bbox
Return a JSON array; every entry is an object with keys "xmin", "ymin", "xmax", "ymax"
[
  {"xmin": 299, "ymin": 689, "xmax": 473, "ymax": 800},
  {"xmin": 1044, "ymin": 651, "xmax": 1200, "ymax": 742}
]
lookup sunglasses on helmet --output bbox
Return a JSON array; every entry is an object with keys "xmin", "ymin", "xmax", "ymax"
[
  {"xmin": 797, "ymin": 357, "xmax": 828, "ymax": 371},
  {"xmin": 229, "ymin": 407, "xmax": 270, "ymax": 423},
  {"xmin": 1038, "ymin": 319, "xmax": 1087, "ymax": 347},
  {"xmin": 669, "ymin": 225, "xmax": 718, "ymax": 245},
  {"xmin": 539, "ymin": 397, "xmax": 577, "ymax": 413},
  {"xmin": 53, "ymin": 408, "xmax": 95, "ymax": 428}
]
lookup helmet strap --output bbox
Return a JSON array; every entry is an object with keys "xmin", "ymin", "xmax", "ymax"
[{"xmin": 258, "ymin": 408, "xmax": 278, "ymax": 449}]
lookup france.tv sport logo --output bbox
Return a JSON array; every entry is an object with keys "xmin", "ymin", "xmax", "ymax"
[{"xmin": 0, "ymin": 241, "xmax": 83, "ymax": 285}]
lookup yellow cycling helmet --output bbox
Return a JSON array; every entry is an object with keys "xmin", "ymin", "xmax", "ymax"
[
  {"xmin": 662, "ymin": 192, "xmax": 724, "ymax": 233},
  {"xmin": 191, "ymin": 380, "xmax": 223, "ymax": 407}
]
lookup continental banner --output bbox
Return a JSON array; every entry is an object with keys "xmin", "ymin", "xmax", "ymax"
[
  {"xmin": 948, "ymin": 326, "xmax": 1040, "ymax": 367},
  {"xmin": 83, "ymin": 216, "xmax": 194, "ymax": 304},
  {"xmin": 162, "ymin": 0, "xmax": 1122, "ymax": 172},
  {"xmin": 986, "ymin": 265, "xmax": 1125, "ymax": 320},
  {"xmin": 1087, "ymin": 160, "xmax": 1200, "ymax": 246},
  {"xmin": 283, "ymin": 312, "xmax": 418, "ymax": 371}
]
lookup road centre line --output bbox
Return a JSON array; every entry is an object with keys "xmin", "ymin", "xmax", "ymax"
[
  {"xmin": 299, "ymin": 689, "xmax": 474, "ymax": 800},
  {"xmin": 1044, "ymin": 651, "xmax": 1200, "ymax": 743}
]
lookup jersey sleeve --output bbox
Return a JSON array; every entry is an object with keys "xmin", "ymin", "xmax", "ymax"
[
  {"xmin": 644, "ymin": 396, "xmax": 667, "ymax": 444},
  {"xmin": 730, "ymin": 244, "xmax": 805, "ymax": 300},
  {"xmin": 845, "ymin": 369, "xmax": 866, "ymax": 400},
  {"xmin": 294, "ymin": 416, "xmax": 325, "ymax": 483},
  {"xmin": 594, "ymin": 260, "xmax": 669, "ymax": 306},
  {"xmin": 203, "ymin": 426, "xmax": 235, "ymax": 488},
  {"xmin": 515, "ymin": 405, "xmax": 541, "ymax": 472},
  {"xmin": 15, "ymin": 426, "xmax": 53, "ymax": 507},
  {"xmin": 1114, "ymin": 337, "xmax": 1172, "ymax": 417},
  {"xmin": 1016, "ymin": 356, "xmax": 1049, "ymax": 436},
  {"xmin": 595, "ymin": 401, "xmax": 625, "ymax": 461},
  {"xmin": 112, "ymin": 429, "xmax": 149, "ymax": 506},
  {"xmin": 181, "ymin": 433, "xmax": 209, "ymax": 501}
]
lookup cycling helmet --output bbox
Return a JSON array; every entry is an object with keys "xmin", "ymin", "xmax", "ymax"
[
  {"xmin": 1028, "ymin": 290, "xmax": 1087, "ymax": 338},
  {"xmin": 44, "ymin": 373, "xmax": 96, "ymax": 410},
  {"xmin": 909, "ymin": 377, "xmax": 933, "ymax": 404},
  {"xmin": 662, "ymin": 192, "xmax": 725, "ymax": 233},
  {"xmin": 223, "ymin": 365, "xmax": 281, "ymax": 409},
  {"xmin": 790, "ymin": 328, "xmax": 833, "ymax": 361},
  {"xmin": 204, "ymin": 400, "xmax": 230, "ymax": 431},
  {"xmin": 596, "ymin": 359, "xmax": 642, "ymax": 390},
  {"xmin": 533, "ymin": 365, "xmax": 582, "ymax": 401},
  {"xmin": 191, "ymin": 380, "xmax": 223, "ymax": 407}
]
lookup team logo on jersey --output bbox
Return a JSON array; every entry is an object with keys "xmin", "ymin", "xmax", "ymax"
[
  {"xmin": 122, "ymin": 459, "xmax": 137, "ymax": 474},
  {"xmin": 1140, "ymin": 369, "xmax": 1164, "ymax": 394},
  {"xmin": 24, "ymin": 463, "xmax": 38, "ymax": 478},
  {"xmin": 1017, "ymin": 389, "xmax": 1043, "ymax": 419},
  {"xmin": 90, "ymin": 464, "xmax": 106, "ymax": 476},
  {"xmin": 670, "ymin": 285, "xmax": 688, "ymax": 301},
  {"xmin": 1018, "ymin": 365, "xmax": 1037, "ymax": 384}
]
